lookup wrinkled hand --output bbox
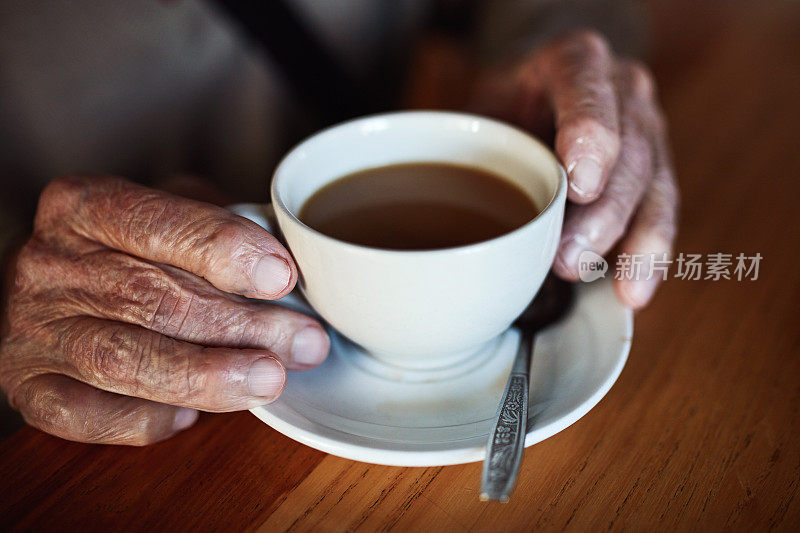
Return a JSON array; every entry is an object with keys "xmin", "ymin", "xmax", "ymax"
[
  {"xmin": 0, "ymin": 175, "xmax": 329, "ymax": 445},
  {"xmin": 474, "ymin": 29, "xmax": 679, "ymax": 308}
]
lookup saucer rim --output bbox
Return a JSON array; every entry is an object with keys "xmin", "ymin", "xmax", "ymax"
[{"xmin": 250, "ymin": 282, "xmax": 633, "ymax": 467}]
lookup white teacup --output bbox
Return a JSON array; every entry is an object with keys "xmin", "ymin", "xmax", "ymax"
[{"xmin": 233, "ymin": 111, "xmax": 567, "ymax": 370}]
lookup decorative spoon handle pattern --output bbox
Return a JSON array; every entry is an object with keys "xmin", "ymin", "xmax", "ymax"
[{"xmin": 480, "ymin": 331, "xmax": 533, "ymax": 502}]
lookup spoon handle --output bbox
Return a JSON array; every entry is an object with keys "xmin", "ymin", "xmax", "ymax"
[{"xmin": 480, "ymin": 330, "xmax": 533, "ymax": 502}]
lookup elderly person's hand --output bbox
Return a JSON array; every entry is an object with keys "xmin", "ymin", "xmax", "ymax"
[
  {"xmin": 0, "ymin": 175, "xmax": 329, "ymax": 445},
  {"xmin": 474, "ymin": 29, "xmax": 679, "ymax": 308}
]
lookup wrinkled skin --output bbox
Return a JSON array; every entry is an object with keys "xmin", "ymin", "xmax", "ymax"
[
  {"xmin": 0, "ymin": 30, "xmax": 678, "ymax": 445},
  {"xmin": 0, "ymin": 175, "xmax": 330, "ymax": 445},
  {"xmin": 473, "ymin": 29, "xmax": 679, "ymax": 306}
]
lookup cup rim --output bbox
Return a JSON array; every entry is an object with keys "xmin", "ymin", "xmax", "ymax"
[{"xmin": 271, "ymin": 110, "xmax": 567, "ymax": 257}]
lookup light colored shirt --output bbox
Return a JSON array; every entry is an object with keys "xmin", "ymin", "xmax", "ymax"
[
  {"xmin": 0, "ymin": 0, "xmax": 641, "ymax": 204},
  {"xmin": 0, "ymin": 0, "xmax": 641, "ymax": 438}
]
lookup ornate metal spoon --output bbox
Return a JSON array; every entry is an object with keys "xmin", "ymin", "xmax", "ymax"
[{"xmin": 480, "ymin": 275, "xmax": 575, "ymax": 502}]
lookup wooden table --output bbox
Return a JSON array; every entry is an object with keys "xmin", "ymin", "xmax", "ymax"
[{"xmin": 2, "ymin": 1, "xmax": 799, "ymax": 530}]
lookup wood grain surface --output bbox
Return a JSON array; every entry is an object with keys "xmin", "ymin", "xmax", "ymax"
[{"xmin": 2, "ymin": 1, "xmax": 799, "ymax": 531}]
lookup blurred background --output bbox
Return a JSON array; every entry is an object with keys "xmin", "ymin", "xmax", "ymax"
[{"xmin": 1, "ymin": 1, "xmax": 800, "ymax": 529}]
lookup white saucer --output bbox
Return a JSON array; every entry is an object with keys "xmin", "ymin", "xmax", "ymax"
[{"xmin": 250, "ymin": 278, "xmax": 632, "ymax": 467}]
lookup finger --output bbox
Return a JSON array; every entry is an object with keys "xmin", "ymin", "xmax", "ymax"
[
  {"xmin": 553, "ymin": 61, "xmax": 660, "ymax": 279},
  {"xmin": 43, "ymin": 250, "xmax": 328, "ymax": 369},
  {"xmin": 541, "ymin": 30, "xmax": 622, "ymax": 202},
  {"xmin": 12, "ymin": 373, "xmax": 198, "ymax": 445},
  {"xmin": 34, "ymin": 174, "xmax": 295, "ymax": 300},
  {"xmin": 614, "ymin": 129, "xmax": 679, "ymax": 309},
  {"xmin": 48, "ymin": 316, "xmax": 287, "ymax": 411},
  {"xmin": 471, "ymin": 62, "xmax": 555, "ymax": 138}
]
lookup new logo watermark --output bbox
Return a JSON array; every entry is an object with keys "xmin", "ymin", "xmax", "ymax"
[
  {"xmin": 578, "ymin": 250, "xmax": 608, "ymax": 282},
  {"xmin": 576, "ymin": 252, "xmax": 761, "ymax": 282}
]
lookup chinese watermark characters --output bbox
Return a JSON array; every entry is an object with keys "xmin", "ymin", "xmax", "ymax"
[{"xmin": 578, "ymin": 251, "xmax": 762, "ymax": 282}]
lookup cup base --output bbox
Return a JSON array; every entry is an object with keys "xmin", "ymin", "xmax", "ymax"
[{"xmin": 332, "ymin": 330, "xmax": 509, "ymax": 383}]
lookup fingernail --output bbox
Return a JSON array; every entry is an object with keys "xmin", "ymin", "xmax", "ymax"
[
  {"xmin": 567, "ymin": 157, "xmax": 603, "ymax": 198},
  {"xmin": 621, "ymin": 254, "xmax": 660, "ymax": 308},
  {"xmin": 291, "ymin": 326, "xmax": 330, "ymax": 366},
  {"xmin": 248, "ymin": 357, "xmax": 286, "ymax": 398},
  {"xmin": 621, "ymin": 279, "xmax": 658, "ymax": 309},
  {"xmin": 253, "ymin": 255, "xmax": 291, "ymax": 297},
  {"xmin": 556, "ymin": 235, "xmax": 591, "ymax": 278},
  {"xmin": 173, "ymin": 407, "xmax": 198, "ymax": 431}
]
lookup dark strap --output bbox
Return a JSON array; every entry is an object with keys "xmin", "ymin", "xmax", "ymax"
[
  {"xmin": 213, "ymin": 0, "xmax": 376, "ymax": 124},
  {"xmin": 430, "ymin": 0, "xmax": 479, "ymax": 38},
  {"xmin": 213, "ymin": 1, "xmax": 478, "ymax": 125}
]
